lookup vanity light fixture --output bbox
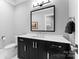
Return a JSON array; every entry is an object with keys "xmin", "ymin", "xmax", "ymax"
[{"xmin": 32, "ymin": 0, "xmax": 52, "ymax": 7}]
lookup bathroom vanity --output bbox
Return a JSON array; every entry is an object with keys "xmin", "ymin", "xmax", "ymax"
[{"xmin": 18, "ymin": 34, "xmax": 71, "ymax": 59}]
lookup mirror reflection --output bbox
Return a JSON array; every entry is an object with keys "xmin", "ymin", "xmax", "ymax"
[{"xmin": 31, "ymin": 5, "xmax": 55, "ymax": 32}]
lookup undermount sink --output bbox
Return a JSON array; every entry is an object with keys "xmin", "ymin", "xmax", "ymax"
[{"xmin": 22, "ymin": 34, "xmax": 63, "ymax": 39}]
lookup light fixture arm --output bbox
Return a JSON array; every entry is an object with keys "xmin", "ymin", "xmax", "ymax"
[{"xmin": 33, "ymin": 0, "xmax": 51, "ymax": 7}]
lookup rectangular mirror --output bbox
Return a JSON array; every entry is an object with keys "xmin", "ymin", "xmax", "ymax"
[{"xmin": 30, "ymin": 5, "xmax": 55, "ymax": 32}]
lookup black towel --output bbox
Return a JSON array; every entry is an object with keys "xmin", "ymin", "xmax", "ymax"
[{"xmin": 65, "ymin": 21, "xmax": 75, "ymax": 34}]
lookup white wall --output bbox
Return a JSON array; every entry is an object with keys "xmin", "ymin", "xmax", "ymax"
[
  {"xmin": 69, "ymin": 0, "xmax": 78, "ymax": 44},
  {"xmin": 15, "ymin": 0, "xmax": 32, "ymax": 35},
  {"xmin": 15, "ymin": 0, "xmax": 69, "ymax": 35},
  {"xmin": 0, "ymin": 0, "xmax": 15, "ymax": 47},
  {"xmin": 69, "ymin": 2, "xmax": 78, "ymax": 59}
]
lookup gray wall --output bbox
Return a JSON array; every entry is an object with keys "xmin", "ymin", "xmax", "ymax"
[
  {"xmin": 0, "ymin": 0, "xmax": 15, "ymax": 48},
  {"xmin": 15, "ymin": 0, "xmax": 32, "ymax": 35},
  {"xmin": 15, "ymin": 0, "xmax": 69, "ymax": 35}
]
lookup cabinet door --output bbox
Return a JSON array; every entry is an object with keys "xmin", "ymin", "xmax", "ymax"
[
  {"xmin": 37, "ymin": 40, "xmax": 47, "ymax": 59},
  {"xmin": 29, "ymin": 40, "xmax": 47, "ymax": 59},
  {"xmin": 18, "ymin": 38, "xmax": 26, "ymax": 59},
  {"xmin": 28, "ymin": 40, "xmax": 39, "ymax": 59},
  {"xmin": 28, "ymin": 40, "xmax": 34, "ymax": 59},
  {"xmin": 26, "ymin": 39, "xmax": 40, "ymax": 59},
  {"xmin": 25, "ymin": 39, "xmax": 30, "ymax": 59}
]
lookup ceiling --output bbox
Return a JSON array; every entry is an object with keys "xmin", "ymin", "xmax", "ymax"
[{"xmin": 5, "ymin": 0, "xmax": 27, "ymax": 6}]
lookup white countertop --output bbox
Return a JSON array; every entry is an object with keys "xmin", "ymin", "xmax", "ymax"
[{"xmin": 18, "ymin": 34, "xmax": 71, "ymax": 44}]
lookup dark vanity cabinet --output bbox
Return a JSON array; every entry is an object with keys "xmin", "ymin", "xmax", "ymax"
[
  {"xmin": 18, "ymin": 37, "xmax": 47, "ymax": 59},
  {"xmin": 18, "ymin": 37, "xmax": 29, "ymax": 59},
  {"xmin": 18, "ymin": 37, "xmax": 71, "ymax": 59}
]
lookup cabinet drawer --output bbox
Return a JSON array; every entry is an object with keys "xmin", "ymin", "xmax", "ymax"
[
  {"xmin": 18, "ymin": 43, "xmax": 26, "ymax": 58},
  {"xmin": 45, "ymin": 41, "xmax": 71, "ymax": 53}
]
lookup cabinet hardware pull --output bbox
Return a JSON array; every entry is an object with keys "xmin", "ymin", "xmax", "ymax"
[
  {"xmin": 58, "ymin": 46, "xmax": 62, "ymax": 48},
  {"xmin": 24, "ymin": 45, "xmax": 26, "ymax": 51},
  {"xmin": 47, "ymin": 52, "xmax": 49, "ymax": 59},
  {"xmin": 33, "ymin": 41, "xmax": 34, "ymax": 48},
  {"xmin": 35, "ymin": 42, "xmax": 37, "ymax": 48},
  {"xmin": 52, "ymin": 45, "xmax": 57, "ymax": 46}
]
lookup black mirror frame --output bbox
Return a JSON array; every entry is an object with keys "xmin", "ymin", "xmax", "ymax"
[{"xmin": 30, "ymin": 5, "xmax": 55, "ymax": 32}]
